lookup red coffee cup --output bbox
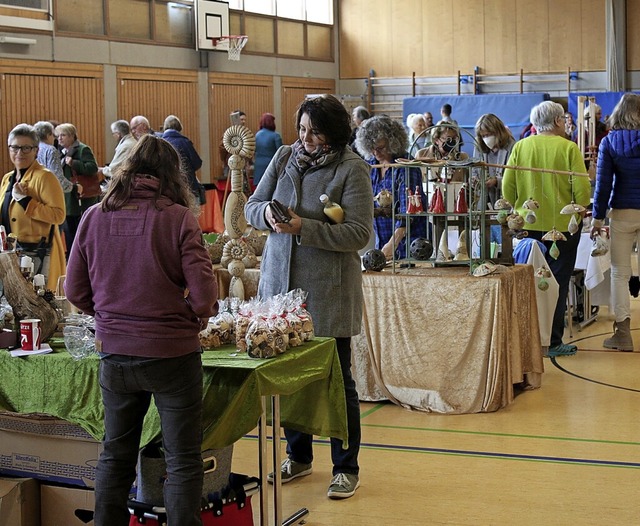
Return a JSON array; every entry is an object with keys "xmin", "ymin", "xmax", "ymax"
[{"xmin": 20, "ymin": 318, "xmax": 42, "ymax": 351}]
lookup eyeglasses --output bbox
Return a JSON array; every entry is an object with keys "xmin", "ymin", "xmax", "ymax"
[
  {"xmin": 9, "ymin": 145, "xmax": 36, "ymax": 153},
  {"xmin": 373, "ymin": 145, "xmax": 388, "ymax": 154}
]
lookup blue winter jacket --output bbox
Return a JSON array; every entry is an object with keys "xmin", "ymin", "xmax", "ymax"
[{"xmin": 593, "ymin": 129, "xmax": 640, "ymax": 220}]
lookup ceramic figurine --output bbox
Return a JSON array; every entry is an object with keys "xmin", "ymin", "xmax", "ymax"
[
  {"xmin": 435, "ymin": 230, "xmax": 452, "ymax": 262},
  {"xmin": 454, "ymin": 230, "xmax": 469, "ymax": 261}
]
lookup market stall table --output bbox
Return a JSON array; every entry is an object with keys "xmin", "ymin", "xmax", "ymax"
[
  {"xmin": 0, "ymin": 337, "xmax": 347, "ymax": 526},
  {"xmin": 353, "ymin": 264, "xmax": 543, "ymax": 413}
]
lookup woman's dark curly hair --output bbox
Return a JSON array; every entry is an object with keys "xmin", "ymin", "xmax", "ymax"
[
  {"xmin": 355, "ymin": 114, "xmax": 408, "ymax": 158},
  {"xmin": 295, "ymin": 94, "xmax": 352, "ymax": 149}
]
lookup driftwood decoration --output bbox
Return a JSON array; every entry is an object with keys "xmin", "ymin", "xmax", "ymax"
[{"xmin": 0, "ymin": 252, "xmax": 61, "ymax": 341}]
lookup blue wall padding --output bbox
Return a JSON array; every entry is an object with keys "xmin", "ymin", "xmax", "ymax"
[
  {"xmin": 403, "ymin": 93, "xmax": 550, "ymax": 156},
  {"xmin": 567, "ymin": 91, "xmax": 640, "ymax": 121}
]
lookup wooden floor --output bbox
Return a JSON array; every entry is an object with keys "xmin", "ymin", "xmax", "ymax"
[{"xmin": 231, "ymin": 299, "xmax": 640, "ymax": 526}]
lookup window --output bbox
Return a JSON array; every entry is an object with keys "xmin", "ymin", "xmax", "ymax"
[
  {"xmin": 0, "ymin": 0, "xmax": 48, "ymax": 8},
  {"xmin": 229, "ymin": 0, "xmax": 333, "ymax": 24}
]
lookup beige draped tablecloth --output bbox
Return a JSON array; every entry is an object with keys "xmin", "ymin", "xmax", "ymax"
[{"xmin": 353, "ymin": 264, "xmax": 543, "ymax": 413}]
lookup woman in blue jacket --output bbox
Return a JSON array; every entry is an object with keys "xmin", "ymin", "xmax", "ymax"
[
  {"xmin": 253, "ymin": 113, "xmax": 282, "ymax": 187},
  {"xmin": 591, "ymin": 93, "xmax": 640, "ymax": 351}
]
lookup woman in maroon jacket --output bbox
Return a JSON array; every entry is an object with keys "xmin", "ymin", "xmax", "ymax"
[{"xmin": 65, "ymin": 135, "xmax": 218, "ymax": 526}]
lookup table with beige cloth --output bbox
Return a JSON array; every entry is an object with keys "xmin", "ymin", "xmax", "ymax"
[{"xmin": 352, "ymin": 264, "xmax": 543, "ymax": 413}]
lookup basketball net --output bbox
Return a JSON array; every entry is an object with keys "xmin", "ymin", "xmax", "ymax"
[{"xmin": 213, "ymin": 35, "xmax": 248, "ymax": 61}]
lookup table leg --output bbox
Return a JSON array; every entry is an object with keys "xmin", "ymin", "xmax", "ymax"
[
  {"xmin": 259, "ymin": 396, "xmax": 269, "ymax": 526},
  {"xmin": 272, "ymin": 395, "xmax": 282, "ymax": 525}
]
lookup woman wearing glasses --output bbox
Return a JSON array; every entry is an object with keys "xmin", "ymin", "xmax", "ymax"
[
  {"xmin": 355, "ymin": 114, "xmax": 427, "ymax": 260},
  {"xmin": 1, "ymin": 123, "xmax": 66, "ymax": 289}
]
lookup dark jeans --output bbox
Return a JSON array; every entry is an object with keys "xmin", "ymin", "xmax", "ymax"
[
  {"xmin": 284, "ymin": 337, "xmax": 361, "ymax": 476},
  {"xmin": 528, "ymin": 230, "xmax": 581, "ymax": 347},
  {"xmin": 94, "ymin": 352, "xmax": 204, "ymax": 526},
  {"xmin": 61, "ymin": 215, "xmax": 80, "ymax": 259}
]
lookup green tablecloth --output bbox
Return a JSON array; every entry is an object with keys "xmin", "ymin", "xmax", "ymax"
[{"xmin": 0, "ymin": 337, "xmax": 347, "ymax": 449}]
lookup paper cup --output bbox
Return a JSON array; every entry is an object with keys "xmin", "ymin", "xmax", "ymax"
[{"xmin": 20, "ymin": 318, "xmax": 42, "ymax": 351}]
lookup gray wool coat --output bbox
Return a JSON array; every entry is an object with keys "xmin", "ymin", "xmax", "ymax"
[{"xmin": 245, "ymin": 144, "xmax": 374, "ymax": 338}]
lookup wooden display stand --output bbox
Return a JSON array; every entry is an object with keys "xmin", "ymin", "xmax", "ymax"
[{"xmin": 0, "ymin": 251, "xmax": 60, "ymax": 341}]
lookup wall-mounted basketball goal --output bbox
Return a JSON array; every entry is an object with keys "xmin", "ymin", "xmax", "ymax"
[{"xmin": 195, "ymin": 0, "xmax": 248, "ymax": 60}]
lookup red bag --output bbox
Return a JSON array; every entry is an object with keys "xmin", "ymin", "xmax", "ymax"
[{"xmin": 71, "ymin": 168, "xmax": 102, "ymax": 199}]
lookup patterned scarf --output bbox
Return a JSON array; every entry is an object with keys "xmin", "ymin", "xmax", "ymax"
[{"xmin": 292, "ymin": 139, "xmax": 341, "ymax": 173}]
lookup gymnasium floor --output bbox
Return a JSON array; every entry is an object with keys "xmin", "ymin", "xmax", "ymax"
[{"xmin": 231, "ymin": 300, "xmax": 640, "ymax": 526}]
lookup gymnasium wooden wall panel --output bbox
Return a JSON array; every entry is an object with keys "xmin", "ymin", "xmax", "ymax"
[
  {"xmin": 116, "ymin": 67, "xmax": 200, "ymax": 151},
  {"xmin": 208, "ymin": 73, "xmax": 274, "ymax": 181},
  {"xmin": 453, "ymin": 0, "xmax": 485, "ymax": 74},
  {"xmin": 0, "ymin": 60, "xmax": 104, "ymax": 174},
  {"xmin": 549, "ymin": 0, "xmax": 583, "ymax": 71},
  {"xmin": 280, "ymin": 78, "xmax": 335, "ymax": 145},
  {"xmin": 422, "ymin": 3, "xmax": 454, "ymax": 77},
  {"xmin": 390, "ymin": 0, "xmax": 421, "ymax": 77},
  {"xmin": 579, "ymin": 0, "xmax": 606, "ymax": 71},
  {"xmin": 628, "ymin": 0, "xmax": 640, "ymax": 71},
  {"xmin": 515, "ymin": 0, "xmax": 549, "ymax": 72},
  {"xmin": 338, "ymin": 0, "xmax": 606, "ymax": 79},
  {"xmin": 338, "ymin": 0, "xmax": 366, "ymax": 79},
  {"xmin": 483, "ymin": 0, "xmax": 518, "ymax": 74}
]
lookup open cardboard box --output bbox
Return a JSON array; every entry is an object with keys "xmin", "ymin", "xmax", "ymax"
[
  {"xmin": 41, "ymin": 485, "xmax": 94, "ymax": 526},
  {"xmin": 0, "ymin": 477, "xmax": 40, "ymax": 526}
]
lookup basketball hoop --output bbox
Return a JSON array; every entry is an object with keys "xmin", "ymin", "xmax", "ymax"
[{"xmin": 210, "ymin": 35, "xmax": 248, "ymax": 61}]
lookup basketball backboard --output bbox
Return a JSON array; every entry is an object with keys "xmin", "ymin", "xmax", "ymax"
[{"xmin": 195, "ymin": 0, "xmax": 230, "ymax": 51}]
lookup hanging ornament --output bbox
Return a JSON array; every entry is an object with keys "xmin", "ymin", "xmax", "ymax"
[
  {"xmin": 560, "ymin": 201, "xmax": 587, "ymax": 215},
  {"xmin": 537, "ymin": 277, "xmax": 549, "ymax": 291},
  {"xmin": 523, "ymin": 198, "xmax": 540, "ymax": 211},
  {"xmin": 525, "ymin": 210, "xmax": 537, "ymax": 224},
  {"xmin": 507, "ymin": 213, "xmax": 525, "ymax": 230},
  {"xmin": 549, "ymin": 241, "xmax": 560, "ymax": 259},
  {"xmin": 508, "ymin": 229, "xmax": 529, "ymax": 239},
  {"xmin": 568, "ymin": 214, "xmax": 580, "ymax": 235},
  {"xmin": 454, "ymin": 184, "xmax": 468, "ymax": 213},
  {"xmin": 497, "ymin": 210, "xmax": 509, "ymax": 224},
  {"xmin": 535, "ymin": 266, "xmax": 551, "ymax": 289},
  {"xmin": 542, "ymin": 228, "xmax": 567, "ymax": 242},
  {"xmin": 494, "ymin": 198, "xmax": 513, "ymax": 210}
]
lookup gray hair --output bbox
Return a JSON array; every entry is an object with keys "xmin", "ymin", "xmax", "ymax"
[
  {"xmin": 530, "ymin": 101, "xmax": 565, "ymax": 132},
  {"xmin": 33, "ymin": 120, "xmax": 54, "ymax": 141},
  {"xmin": 111, "ymin": 119, "xmax": 130, "ymax": 136},
  {"xmin": 352, "ymin": 106, "xmax": 370, "ymax": 122},
  {"xmin": 163, "ymin": 115, "xmax": 182, "ymax": 132},
  {"xmin": 407, "ymin": 113, "xmax": 426, "ymax": 129},
  {"xmin": 9, "ymin": 123, "xmax": 38, "ymax": 146},
  {"xmin": 608, "ymin": 93, "xmax": 640, "ymax": 130},
  {"xmin": 355, "ymin": 114, "xmax": 408, "ymax": 158}
]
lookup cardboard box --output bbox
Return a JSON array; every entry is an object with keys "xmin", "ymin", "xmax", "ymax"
[
  {"xmin": 41, "ymin": 485, "xmax": 94, "ymax": 526},
  {"xmin": 0, "ymin": 412, "xmax": 102, "ymax": 488},
  {"xmin": 0, "ymin": 477, "xmax": 40, "ymax": 526}
]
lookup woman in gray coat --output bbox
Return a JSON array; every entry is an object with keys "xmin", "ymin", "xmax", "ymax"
[{"xmin": 245, "ymin": 94, "xmax": 373, "ymax": 500}]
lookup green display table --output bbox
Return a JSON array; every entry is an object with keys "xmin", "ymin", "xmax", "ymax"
[{"xmin": 0, "ymin": 337, "xmax": 348, "ymax": 449}]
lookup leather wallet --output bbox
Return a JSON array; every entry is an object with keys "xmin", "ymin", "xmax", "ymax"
[{"xmin": 269, "ymin": 199, "xmax": 291, "ymax": 223}]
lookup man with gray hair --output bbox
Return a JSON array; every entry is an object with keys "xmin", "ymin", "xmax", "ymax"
[
  {"xmin": 129, "ymin": 115, "xmax": 162, "ymax": 140},
  {"xmin": 502, "ymin": 100, "xmax": 591, "ymax": 358},
  {"xmin": 34, "ymin": 120, "xmax": 72, "ymax": 193},
  {"xmin": 98, "ymin": 120, "xmax": 136, "ymax": 180}
]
